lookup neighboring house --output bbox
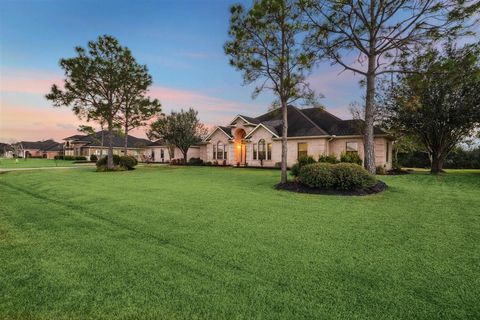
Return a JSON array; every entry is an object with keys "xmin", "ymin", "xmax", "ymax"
[
  {"xmin": 63, "ymin": 131, "xmax": 151, "ymax": 159},
  {"xmin": 201, "ymin": 106, "xmax": 393, "ymax": 169},
  {"xmin": 145, "ymin": 139, "xmax": 200, "ymax": 163},
  {"xmin": 11, "ymin": 140, "xmax": 64, "ymax": 159},
  {"xmin": 0, "ymin": 143, "xmax": 13, "ymax": 158}
]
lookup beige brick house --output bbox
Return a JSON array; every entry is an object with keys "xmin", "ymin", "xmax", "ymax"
[{"xmin": 199, "ymin": 106, "xmax": 393, "ymax": 169}]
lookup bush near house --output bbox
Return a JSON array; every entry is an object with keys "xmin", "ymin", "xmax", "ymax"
[
  {"xmin": 291, "ymin": 155, "xmax": 316, "ymax": 177},
  {"xmin": 298, "ymin": 163, "xmax": 377, "ymax": 190},
  {"xmin": 90, "ymin": 154, "xmax": 98, "ymax": 162},
  {"xmin": 318, "ymin": 154, "xmax": 339, "ymax": 164},
  {"xmin": 119, "ymin": 156, "xmax": 138, "ymax": 170},
  {"xmin": 340, "ymin": 152, "xmax": 362, "ymax": 165},
  {"xmin": 188, "ymin": 157, "xmax": 204, "ymax": 166}
]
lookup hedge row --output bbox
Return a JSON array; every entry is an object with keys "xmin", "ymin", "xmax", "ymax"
[{"xmin": 54, "ymin": 155, "xmax": 87, "ymax": 161}]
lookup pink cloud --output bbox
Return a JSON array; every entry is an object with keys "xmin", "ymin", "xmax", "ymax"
[
  {"xmin": 0, "ymin": 69, "xmax": 266, "ymax": 142},
  {"xmin": 0, "ymin": 68, "xmax": 63, "ymax": 95}
]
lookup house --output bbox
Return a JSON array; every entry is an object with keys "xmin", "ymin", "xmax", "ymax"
[
  {"xmin": 11, "ymin": 140, "xmax": 64, "ymax": 159},
  {"xmin": 145, "ymin": 139, "xmax": 200, "ymax": 163},
  {"xmin": 0, "ymin": 143, "xmax": 13, "ymax": 158},
  {"xmin": 63, "ymin": 131, "xmax": 151, "ymax": 159},
  {"xmin": 199, "ymin": 106, "xmax": 393, "ymax": 169}
]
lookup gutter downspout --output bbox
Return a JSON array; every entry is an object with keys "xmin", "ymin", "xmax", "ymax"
[{"xmin": 327, "ymin": 135, "xmax": 336, "ymax": 155}]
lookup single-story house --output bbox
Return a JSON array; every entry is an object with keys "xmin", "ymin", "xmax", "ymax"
[
  {"xmin": 145, "ymin": 139, "xmax": 200, "ymax": 163},
  {"xmin": 11, "ymin": 140, "xmax": 64, "ymax": 159},
  {"xmin": 63, "ymin": 131, "xmax": 151, "ymax": 159},
  {"xmin": 200, "ymin": 106, "xmax": 393, "ymax": 169},
  {"xmin": 0, "ymin": 143, "xmax": 14, "ymax": 158}
]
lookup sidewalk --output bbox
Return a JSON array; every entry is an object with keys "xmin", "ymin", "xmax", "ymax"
[{"xmin": 0, "ymin": 165, "xmax": 94, "ymax": 172}]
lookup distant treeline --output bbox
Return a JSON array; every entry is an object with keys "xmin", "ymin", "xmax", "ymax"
[{"xmin": 399, "ymin": 147, "xmax": 480, "ymax": 169}]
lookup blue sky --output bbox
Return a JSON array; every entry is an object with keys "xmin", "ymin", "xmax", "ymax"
[{"xmin": 0, "ymin": 0, "xmax": 364, "ymax": 141}]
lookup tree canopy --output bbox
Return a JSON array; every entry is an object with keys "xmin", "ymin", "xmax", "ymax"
[
  {"xmin": 224, "ymin": 0, "xmax": 319, "ymax": 183},
  {"xmin": 148, "ymin": 108, "xmax": 207, "ymax": 163},
  {"xmin": 384, "ymin": 43, "xmax": 480, "ymax": 173},
  {"xmin": 46, "ymin": 35, "xmax": 159, "ymax": 169}
]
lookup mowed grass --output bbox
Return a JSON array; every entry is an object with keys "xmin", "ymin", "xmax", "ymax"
[
  {"xmin": 0, "ymin": 158, "xmax": 82, "ymax": 168},
  {"xmin": 0, "ymin": 166, "xmax": 479, "ymax": 319}
]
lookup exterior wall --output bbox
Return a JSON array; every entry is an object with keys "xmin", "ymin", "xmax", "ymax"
[
  {"xmin": 146, "ymin": 146, "xmax": 200, "ymax": 163},
  {"xmin": 328, "ymin": 137, "xmax": 392, "ymax": 169},
  {"xmin": 206, "ymin": 129, "xmax": 231, "ymax": 163}
]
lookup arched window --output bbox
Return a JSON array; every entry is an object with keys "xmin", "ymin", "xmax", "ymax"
[{"xmin": 258, "ymin": 139, "xmax": 266, "ymax": 160}]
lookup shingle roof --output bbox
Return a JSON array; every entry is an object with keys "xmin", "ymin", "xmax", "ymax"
[
  {"xmin": 20, "ymin": 139, "xmax": 62, "ymax": 151},
  {"xmin": 65, "ymin": 131, "xmax": 151, "ymax": 148},
  {"xmin": 218, "ymin": 126, "xmax": 232, "ymax": 137},
  {"xmin": 244, "ymin": 106, "xmax": 386, "ymax": 137}
]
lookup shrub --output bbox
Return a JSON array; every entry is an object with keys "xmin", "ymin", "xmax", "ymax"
[
  {"xmin": 90, "ymin": 154, "xmax": 98, "ymax": 162},
  {"xmin": 340, "ymin": 152, "xmax": 362, "ymax": 165},
  {"xmin": 54, "ymin": 155, "xmax": 64, "ymax": 160},
  {"xmin": 298, "ymin": 162, "xmax": 376, "ymax": 190},
  {"xmin": 318, "ymin": 154, "xmax": 339, "ymax": 164},
  {"xmin": 291, "ymin": 155, "xmax": 316, "ymax": 177},
  {"xmin": 298, "ymin": 163, "xmax": 336, "ymax": 189},
  {"xmin": 63, "ymin": 156, "xmax": 75, "ymax": 161},
  {"xmin": 376, "ymin": 165, "xmax": 387, "ymax": 175},
  {"xmin": 205, "ymin": 161, "xmax": 212, "ymax": 166},
  {"xmin": 119, "ymin": 156, "xmax": 138, "ymax": 170},
  {"xmin": 188, "ymin": 157, "xmax": 204, "ymax": 166},
  {"xmin": 75, "ymin": 156, "xmax": 87, "ymax": 161},
  {"xmin": 332, "ymin": 163, "xmax": 376, "ymax": 190},
  {"xmin": 96, "ymin": 155, "xmax": 120, "ymax": 167}
]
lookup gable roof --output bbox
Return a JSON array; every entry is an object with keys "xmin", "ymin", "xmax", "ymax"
[
  {"xmin": 18, "ymin": 139, "xmax": 63, "ymax": 151},
  {"xmin": 64, "ymin": 131, "xmax": 151, "ymax": 148},
  {"xmin": 204, "ymin": 126, "xmax": 233, "ymax": 141},
  {"xmin": 233, "ymin": 106, "xmax": 386, "ymax": 138}
]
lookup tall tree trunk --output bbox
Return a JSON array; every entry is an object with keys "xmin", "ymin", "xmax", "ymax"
[
  {"xmin": 430, "ymin": 152, "xmax": 445, "ymax": 174},
  {"xmin": 364, "ymin": 54, "xmax": 377, "ymax": 174},
  {"xmin": 183, "ymin": 150, "xmax": 188, "ymax": 164},
  {"xmin": 124, "ymin": 123, "xmax": 129, "ymax": 156},
  {"xmin": 168, "ymin": 145, "xmax": 175, "ymax": 160},
  {"xmin": 280, "ymin": 100, "xmax": 288, "ymax": 184},
  {"xmin": 107, "ymin": 121, "xmax": 114, "ymax": 170}
]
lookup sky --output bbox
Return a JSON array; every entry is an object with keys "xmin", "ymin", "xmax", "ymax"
[{"xmin": 0, "ymin": 0, "xmax": 365, "ymax": 142}]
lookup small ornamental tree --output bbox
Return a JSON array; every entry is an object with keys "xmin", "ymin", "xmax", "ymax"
[
  {"xmin": 149, "ymin": 108, "xmax": 207, "ymax": 164},
  {"xmin": 225, "ymin": 0, "xmax": 319, "ymax": 184},
  {"xmin": 385, "ymin": 43, "xmax": 480, "ymax": 174}
]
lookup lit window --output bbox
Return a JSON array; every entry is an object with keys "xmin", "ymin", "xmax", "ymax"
[
  {"xmin": 253, "ymin": 143, "xmax": 257, "ymax": 160},
  {"xmin": 258, "ymin": 139, "xmax": 266, "ymax": 160},
  {"xmin": 346, "ymin": 141, "xmax": 358, "ymax": 153},
  {"xmin": 297, "ymin": 143, "xmax": 308, "ymax": 159},
  {"xmin": 267, "ymin": 143, "xmax": 272, "ymax": 160}
]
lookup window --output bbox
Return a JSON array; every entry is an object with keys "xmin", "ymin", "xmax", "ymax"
[
  {"xmin": 297, "ymin": 143, "xmax": 308, "ymax": 159},
  {"xmin": 267, "ymin": 143, "xmax": 272, "ymax": 160},
  {"xmin": 160, "ymin": 149, "xmax": 164, "ymax": 159},
  {"xmin": 346, "ymin": 141, "xmax": 358, "ymax": 153},
  {"xmin": 217, "ymin": 142, "xmax": 224, "ymax": 160},
  {"xmin": 258, "ymin": 139, "xmax": 266, "ymax": 160},
  {"xmin": 213, "ymin": 144, "xmax": 217, "ymax": 159},
  {"xmin": 386, "ymin": 141, "xmax": 389, "ymax": 162},
  {"xmin": 253, "ymin": 143, "xmax": 257, "ymax": 160}
]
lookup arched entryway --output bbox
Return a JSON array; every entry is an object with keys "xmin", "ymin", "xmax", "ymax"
[{"xmin": 234, "ymin": 129, "xmax": 246, "ymax": 165}]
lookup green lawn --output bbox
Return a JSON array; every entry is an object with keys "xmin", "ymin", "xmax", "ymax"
[
  {"xmin": 0, "ymin": 158, "xmax": 85, "ymax": 168},
  {"xmin": 0, "ymin": 167, "xmax": 479, "ymax": 319}
]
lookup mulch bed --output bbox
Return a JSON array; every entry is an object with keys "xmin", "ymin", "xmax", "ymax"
[{"xmin": 275, "ymin": 181, "xmax": 388, "ymax": 196}]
